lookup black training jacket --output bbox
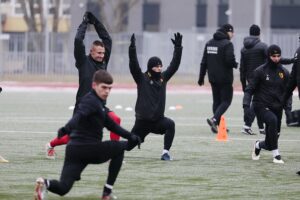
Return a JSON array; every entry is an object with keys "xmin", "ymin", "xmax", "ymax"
[
  {"xmin": 74, "ymin": 21, "xmax": 112, "ymax": 104},
  {"xmin": 129, "ymin": 45, "xmax": 182, "ymax": 121},
  {"xmin": 66, "ymin": 90, "xmax": 131, "ymax": 145},
  {"xmin": 284, "ymin": 47, "xmax": 300, "ymax": 101},
  {"xmin": 243, "ymin": 61, "xmax": 289, "ymax": 110},
  {"xmin": 240, "ymin": 36, "xmax": 268, "ymax": 83},
  {"xmin": 199, "ymin": 30, "xmax": 237, "ymax": 84}
]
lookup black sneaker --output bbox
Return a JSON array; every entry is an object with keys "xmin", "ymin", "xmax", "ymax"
[
  {"xmin": 161, "ymin": 153, "xmax": 172, "ymax": 161},
  {"xmin": 273, "ymin": 155, "xmax": 284, "ymax": 164},
  {"xmin": 296, "ymin": 171, "xmax": 300, "ymax": 175},
  {"xmin": 207, "ymin": 118, "xmax": 218, "ymax": 133},
  {"xmin": 252, "ymin": 141, "xmax": 260, "ymax": 160},
  {"xmin": 241, "ymin": 128, "xmax": 256, "ymax": 135}
]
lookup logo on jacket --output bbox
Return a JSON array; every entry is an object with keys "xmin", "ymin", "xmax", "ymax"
[
  {"xmin": 266, "ymin": 74, "xmax": 270, "ymax": 80},
  {"xmin": 207, "ymin": 46, "xmax": 218, "ymax": 54},
  {"xmin": 278, "ymin": 72, "xmax": 284, "ymax": 79}
]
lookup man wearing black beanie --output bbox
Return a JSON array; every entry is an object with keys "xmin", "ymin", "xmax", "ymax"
[
  {"xmin": 243, "ymin": 44, "xmax": 289, "ymax": 164},
  {"xmin": 240, "ymin": 25, "xmax": 296, "ymax": 135},
  {"xmin": 198, "ymin": 23, "xmax": 238, "ymax": 133},
  {"xmin": 128, "ymin": 32, "xmax": 182, "ymax": 160}
]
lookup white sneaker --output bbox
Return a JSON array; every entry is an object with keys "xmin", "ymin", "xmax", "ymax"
[
  {"xmin": 273, "ymin": 155, "xmax": 284, "ymax": 164},
  {"xmin": 251, "ymin": 141, "xmax": 260, "ymax": 160},
  {"xmin": 0, "ymin": 155, "xmax": 9, "ymax": 163},
  {"xmin": 45, "ymin": 143, "xmax": 56, "ymax": 159},
  {"xmin": 34, "ymin": 177, "xmax": 47, "ymax": 200}
]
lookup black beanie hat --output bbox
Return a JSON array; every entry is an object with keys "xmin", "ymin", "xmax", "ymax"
[
  {"xmin": 147, "ymin": 56, "xmax": 162, "ymax": 71},
  {"xmin": 249, "ymin": 24, "xmax": 260, "ymax": 36},
  {"xmin": 222, "ymin": 24, "xmax": 234, "ymax": 33},
  {"xmin": 268, "ymin": 44, "xmax": 281, "ymax": 56}
]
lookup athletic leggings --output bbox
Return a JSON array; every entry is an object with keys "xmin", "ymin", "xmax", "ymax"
[
  {"xmin": 210, "ymin": 83, "xmax": 233, "ymax": 124},
  {"xmin": 128, "ymin": 117, "xmax": 175, "ymax": 151},
  {"xmin": 47, "ymin": 141, "xmax": 126, "ymax": 196},
  {"xmin": 254, "ymin": 105, "xmax": 282, "ymax": 151}
]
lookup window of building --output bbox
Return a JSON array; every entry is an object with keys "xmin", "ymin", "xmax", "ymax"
[
  {"xmin": 271, "ymin": 0, "xmax": 300, "ymax": 28},
  {"xmin": 143, "ymin": 2, "xmax": 160, "ymax": 32},
  {"xmin": 218, "ymin": 0, "xmax": 228, "ymax": 27},
  {"xmin": 196, "ymin": 0, "xmax": 207, "ymax": 27}
]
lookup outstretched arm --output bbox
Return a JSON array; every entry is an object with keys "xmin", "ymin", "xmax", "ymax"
[
  {"xmin": 74, "ymin": 17, "xmax": 88, "ymax": 68},
  {"xmin": 128, "ymin": 34, "xmax": 143, "ymax": 83},
  {"xmin": 163, "ymin": 32, "xmax": 183, "ymax": 82}
]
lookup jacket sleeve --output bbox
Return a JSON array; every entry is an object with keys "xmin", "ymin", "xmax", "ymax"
[
  {"xmin": 104, "ymin": 114, "xmax": 131, "ymax": 139},
  {"xmin": 243, "ymin": 69, "xmax": 260, "ymax": 107},
  {"xmin": 224, "ymin": 42, "xmax": 238, "ymax": 69},
  {"xmin": 162, "ymin": 46, "xmax": 183, "ymax": 82},
  {"xmin": 74, "ymin": 22, "xmax": 88, "ymax": 68},
  {"xmin": 240, "ymin": 49, "xmax": 246, "ymax": 91},
  {"xmin": 280, "ymin": 57, "xmax": 295, "ymax": 65},
  {"xmin": 129, "ymin": 45, "xmax": 143, "ymax": 83},
  {"xmin": 283, "ymin": 64, "xmax": 297, "ymax": 103},
  {"xmin": 94, "ymin": 20, "xmax": 112, "ymax": 64},
  {"xmin": 198, "ymin": 44, "xmax": 207, "ymax": 82}
]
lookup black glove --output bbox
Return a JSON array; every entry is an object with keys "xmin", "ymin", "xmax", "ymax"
[
  {"xmin": 130, "ymin": 33, "xmax": 136, "ymax": 47},
  {"xmin": 291, "ymin": 56, "xmax": 298, "ymax": 63},
  {"xmin": 57, "ymin": 126, "xmax": 70, "ymax": 139},
  {"xmin": 171, "ymin": 32, "xmax": 182, "ymax": 47},
  {"xmin": 128, "ymin": 133, "xmax": 141, "ymax": 149},
  {"xmin": 82, "ymin": 12, "xmax": 90, "ymax": 24},
  {"xmin": 0, "ymin": 87, "xmax": 2, "ymax": 93},
  {"xmin": 198, "ymin": 78, "xmax": 204, "ymax": 86}
]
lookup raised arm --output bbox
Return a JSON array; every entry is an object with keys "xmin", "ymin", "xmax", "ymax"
[
  {"xmin": 74, "ymin": 13, "xmax": 89, "ymax": 68},
  {"xmin": 87, "ymin": 12, "xmax": 112, "ymax": 64},
  {"xmin": 162, "ymin": 32, "xmax": 183, "ymax": 82},
  {"xmin": 128, "ymin": 34, "xmax": 143, "ymax": 83}
]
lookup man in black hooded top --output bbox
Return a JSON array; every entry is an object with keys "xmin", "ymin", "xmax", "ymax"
[
  {"xmin": 198, "ymin": 24, "xmax": 238, "ymax": 134},
  {"xmin": 128, "ymin": 33, "xmax": 182, "ymax": 160},
  {"xmin": 243, "ymin": 44, "xmax": 289, "ymax": 164},
  {"xmin": 240, "ymin": 25, "xmax": 295, "ymax": 135}
]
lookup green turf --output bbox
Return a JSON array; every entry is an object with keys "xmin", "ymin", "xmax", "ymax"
[{"xmin": 0, "ymin": 90, "xmax": 300, "ymax": 200}]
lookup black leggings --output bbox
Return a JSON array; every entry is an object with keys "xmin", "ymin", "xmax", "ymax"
[
  {"xmin": 129, "ymin": 117, "xmax": 175, "ymax": 151},
  {"xmin": 48, "ymin": 141, "xmax": 126, "ymax": 196},
  {"xmin": 211, "ymin": 83, "xmax": 233, "ymax": 124},
  {"xmin": 254, "ymin": 105, "xmax": 282, "ymax": 151}
]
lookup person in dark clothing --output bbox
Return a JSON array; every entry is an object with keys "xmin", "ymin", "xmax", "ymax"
[
  {"xmin": 34, "ymin": 70, "xmax": 141, "ymax": 200},
  {"xmin": 128, "ymin": 33, "xmax": 182, "ymax": 160},
  {"xmin": 243, "ymin": 44, "xmax": 289, "ymax": 164},
  {"xmin": 198, "ymin": 24, "xmax": 238, "ymax": 133},
  {"xmin": 46, "ymin": 12, "xmax": 121, "ymax": 159},
  {"xmin": 240, "ymin": 25, "xmax": 296, "ymax": 135}
]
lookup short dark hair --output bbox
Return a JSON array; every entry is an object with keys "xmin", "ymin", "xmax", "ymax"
[
  {"xmin": 93, "ymin": 69, "xmax": 113, "ymax": 84},
  {"xmin": 93, "ymin": 40, "xmax": 104, "ymax": 47}
]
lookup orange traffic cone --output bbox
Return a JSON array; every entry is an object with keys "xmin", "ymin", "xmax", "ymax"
[{"xmin": 216, "ymin": 116, "xmax": 228, "ymax": 142}]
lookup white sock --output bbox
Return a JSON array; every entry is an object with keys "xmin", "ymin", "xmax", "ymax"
[
  {"xmin": 162, "ymin": 149, "xmax": 169, "ymax": 155},
  {"xmin": 272, "ymin": 149, "xmax": 280, "ymax": 158},
  {"xmin": 48, "ymin": 143, "xmax": 53, "ymax": 148},
  {"xmin": 255, "ymin": 141, "xmax": 260, "ymax": 149},
  {"xmin": 243, "ymin": 125, "xmax": 250, "ymax": 129},
  {"xmin": 105, "ymin": 183, "xmax": 113, "ymax": 190}
]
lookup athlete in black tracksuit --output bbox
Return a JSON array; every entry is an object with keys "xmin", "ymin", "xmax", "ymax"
[
  {"xmin": 128, "ymin": 33, "xmax": 182, "ymax": 160},
  {"xmin": 198, "ymin": 24, "xmax": 238, "ymax": 133},
  {"xmin": 243, "ymin": 45, "xmax": 288, "ymax": 164},
  {"xmin": 35, "ymin": 70, "xmax": 140, "ymax": 199},
  {"xmin": 240, "ymin": 25, "xmax": 295, "ymax": 134}
]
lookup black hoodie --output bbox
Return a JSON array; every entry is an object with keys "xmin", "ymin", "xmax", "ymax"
[
  {"xmin": 240, "ymin": 36, "xmax": 268, "ymax": 83},
  {"xmin": 199, "ymin": 29, "xmax": 237, "ymax": 84}
]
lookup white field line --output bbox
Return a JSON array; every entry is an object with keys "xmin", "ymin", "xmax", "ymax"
[{"xmin": 0, "ymin": 130, "xmax": 299, "ymax": 142}]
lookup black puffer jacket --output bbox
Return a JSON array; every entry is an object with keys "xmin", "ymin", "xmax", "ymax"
[
  {"xmin": 240, "ymin": 36, "xmax": 268, "ymax": 84},
  {"xmin": 199, "ymin": 30, "xmax": 238, "ymax": 84},
  {"xmin": 243, "ymin": 60, "xmax": 290, "ymax": 110}
]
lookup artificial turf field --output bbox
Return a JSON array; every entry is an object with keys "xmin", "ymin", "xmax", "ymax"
[{"xmin": 0, "ymin": 88, "xmax": 300, "ymax": 200}]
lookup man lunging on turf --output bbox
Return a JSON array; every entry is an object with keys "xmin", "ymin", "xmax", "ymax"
[
  {"xmin": 34, "ymin": 70, "xmax": 141, "ymax": 200},
  {"xmin": 46, "ymin": 12, "xmax": 121, "ymax": 159},
  {"xmin": 127, "ymin": 33, "xmax": 182, "ymax": 160}
]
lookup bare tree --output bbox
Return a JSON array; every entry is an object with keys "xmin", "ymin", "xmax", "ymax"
[{"xmin": 97, "ymin": 0, "xmax": 139, "ymax": 33}]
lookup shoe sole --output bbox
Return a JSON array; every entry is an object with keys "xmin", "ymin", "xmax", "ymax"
[
  {"xmin": 252, "ymin": 143, "xmax": 260, "ymax": 160},
  {"xmin": 241, "ymin": 130, "xmax": 256, "ymax": 135},
  {"xmin": 273, "ymin": 159, "xmax": 284, "ymax": 164}
]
